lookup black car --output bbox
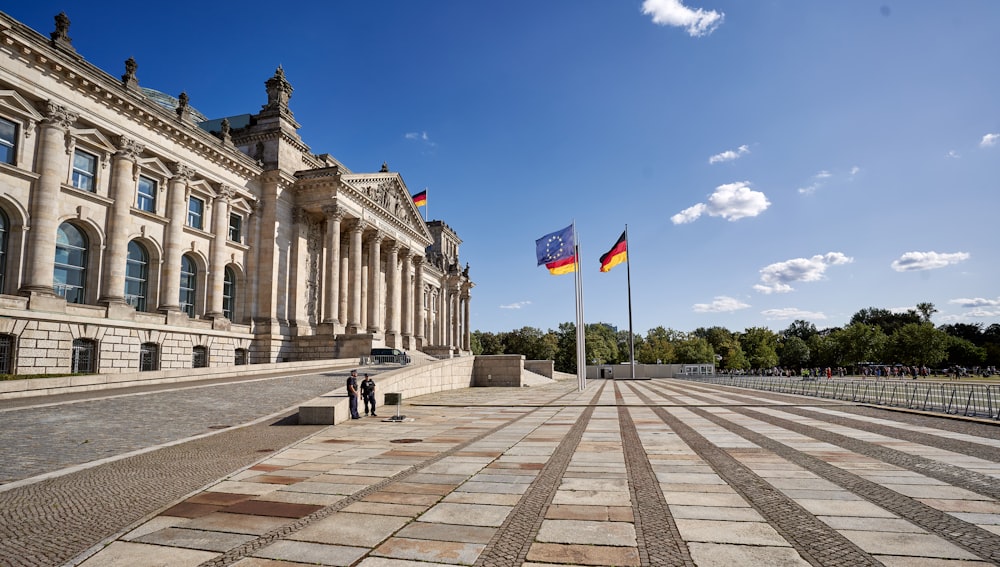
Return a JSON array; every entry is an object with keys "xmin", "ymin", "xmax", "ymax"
[{"xmin": 370, "ymin": 348, "xmax": 411, "ymax": 364}]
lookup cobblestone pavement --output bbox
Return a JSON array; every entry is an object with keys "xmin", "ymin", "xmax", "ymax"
[
  {"xmin": 0, "ymin": 369, "xmax": 354, "ymax": 484},
  {"xmin": 4, "ymin": 376, "xmax": 1000, "ymax": 567}
]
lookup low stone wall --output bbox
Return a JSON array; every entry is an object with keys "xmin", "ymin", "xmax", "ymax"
[
  {"xmin": 0, "ymin": 359, "xmax": 356, "ymax": 400},
  {"xmin": 525, "ymin": 360, "xmax": 554, "ymax": 378},
  {"xmin": 300, "ymin": 356, "xmax": 477, "ymax": 425},
  {"xmin": 472, "ymin": 354, "xmax": 523, "ymax": 387}
]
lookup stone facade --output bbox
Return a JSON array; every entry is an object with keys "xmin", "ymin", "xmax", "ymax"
[{"xmin": 0, "ymin": 13, "xmax": 473, "ymax": 375}]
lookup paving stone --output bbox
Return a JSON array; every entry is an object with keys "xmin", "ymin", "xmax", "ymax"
[
  {"xmin": 290, "ymin": 512, "xmax": 410, "ymax": 547},
  {"xmin": 77, "ymin": 541, "xmax": 218, "ymax": 566},
  {"xmin": 838, "ymin": 530, "xmax": 981, "ymax": 559},
  {"xmin": 252, "ymin": 540, "xmax": 368, "ymax": 566},
  {"xmin": 374, "ymin": 536, "xmax": 485, "ymax": 565},
  {"xmin": 134, "ymin": 526, "xmax": 256, "ymax": 552},
  {"xmin": 525, "ymin": 542, "xmax": 640, "ymax": 566},
  {"xmin": 674, "ymin": 519, "xmax": 790, "ymax": 546},
  {"xmin": 686, "ymin": 542, "xmax": 810, "ymax": 567},
  {"xmin": 536, "ymin": 519, "xmax": 636, "ymax": 546}
]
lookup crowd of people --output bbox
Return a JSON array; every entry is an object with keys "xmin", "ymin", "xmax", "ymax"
[{"xmin": 721, "ymin": 365, "xmax": 997, "ymax": 380}]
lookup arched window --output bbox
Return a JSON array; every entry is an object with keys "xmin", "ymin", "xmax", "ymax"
[
  {"xmin": 139, "ymin": 342, "xmax": 159, "ymax": 372},
  {"xmin": 222, "ymin": 266, "xmax": 236, "ymax": 320},
  {"xmin": 72, "ymin": 338, "xmax": 97, "ymax": 373},
  {"xmin": 54, "ymin": 223, "xmax": 88, "ymax": 304},
  {"xmin": 125, "ymin": 240, "xmax": 149, "ymax": 311},
  {"xmin": 0, "ymin": 208, "xmax": 8, "ymax": 295},
  {"xmin": 180, "ymin": 254, "xmax": 196, "ymax": 317}
]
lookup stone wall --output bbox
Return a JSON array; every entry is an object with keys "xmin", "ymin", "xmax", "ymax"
[
  {"xmin": 472, "ymin": 354, "xmax": 523, "ymax": 387},
  {"xmin": 525, "ymin": 359, "xmax": 554, "ymax": 378}
]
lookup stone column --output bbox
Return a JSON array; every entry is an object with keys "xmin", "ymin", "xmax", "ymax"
[
  {"xmin": 463, "ymin": 290, "xmax": 472, "ymax": 351},
  {"xmin": 347, "ymin": 219, "xmax": 364, "ymax": 333},
  {"xmin": 401, "ymin": 250, "xmax": 413, "ymax": 347},
  {"xmin": 385, "ymin": 242, "xmax": 401, "ymax": 345},
  {"xmin": 366, "ymin": 230, "xmax": 383, "ymax": 334},
  {"xmin": 413, "ymin": 256, "xmax": 424, "ymax": 347},
  {"xmin": 322, "ymin": 205, "xmax": 343, "ymax": 325},
  {"xmin": 206, "ymin": 186, "xmax": 234, "ymax": 319},
  {"xmin": 99, "ymin": 136, "xmax": 143, "ymax": 307},
  {"xmin": 338, "ymin": 242, "xmax": 349, "ymax": 325},
  {"xmin": 22, "ymin": 102, "xmax": 77, "ymax": 296},
  {"xmin": 159, "ymin": 163, "xmax": 193, "ymax": 313},
  {"xmin": 288, "ymin": 207, "xmax": 305, "ymax": 327}
]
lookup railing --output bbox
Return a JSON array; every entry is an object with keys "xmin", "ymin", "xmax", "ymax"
[{"xmin": 681, "ymin": 375, "xmax": 999, "ymax": 421}]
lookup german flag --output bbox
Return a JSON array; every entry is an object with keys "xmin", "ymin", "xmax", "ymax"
[
  {"xmin": 546, "ymin": 254, "xmax": 577, "ymax": 275},
  {"xmin": 412, "ymin": 190, "xmax": 427, "ymax": 207},
  {"xmin": 599, "ymin": 231, "xmax": 627, "ymax": 272}
]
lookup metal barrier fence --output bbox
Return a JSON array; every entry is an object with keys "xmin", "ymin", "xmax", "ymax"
[{"xmin": 682, "ymin": 375, "xmax": 1000, "ymax": 421}]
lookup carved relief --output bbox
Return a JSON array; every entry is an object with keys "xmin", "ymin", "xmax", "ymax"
[
  {"xmin": 305, "ymin": 216, "xmax": 322, "ymax": 325},
  {"xmin": 43, "ymin": 101, "xmax": 78, "ymax": 130}
]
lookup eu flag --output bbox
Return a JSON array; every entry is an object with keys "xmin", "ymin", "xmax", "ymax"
[{"xmin": 536, "ymin": 224, "xmax": 575, "ymax": 266}]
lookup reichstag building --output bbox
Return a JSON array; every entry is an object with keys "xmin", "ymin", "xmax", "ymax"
[{"xmin": 0, "ymin": 12, "xmax": 474, "ymax": 374}]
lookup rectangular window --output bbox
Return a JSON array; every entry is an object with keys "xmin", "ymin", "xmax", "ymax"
[
  {"xmin": 188, "ymin": 196, "xmax": 204, "ymax": 229},
  {"xmin": 137, "ymin": 176, "xmax": 157, "ymax": 212},
  {"xmin": 71, "ymin": 149, "xmax": 97, "ymax": 192},
  {"xmin": 228, "ymin": 213, "xmax": 242, "ymax": 242},
  {"xmin": 0, "ymin": 117, "xmax": 16, "ymax": 165}
]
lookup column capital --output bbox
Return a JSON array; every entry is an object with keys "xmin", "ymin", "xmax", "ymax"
[
  {"xmin": 412, "ymin": 254, "xmax": 424, "ymax": 267},
  {"xmin": 389, "ymin": 241, "xmax": 402, "ymax": 254},
  {"xmin": 349, "ymin": 218, "xmax": 366, "ymax": 234},
  {"xmin": 368, "ymin": 229, "xmax": 384, "ymax": 245},
  {"xmin": 322, "ymin": 204, "xmax": 346, "ymax": 222},
  {"xmin": 169, "ymin": 162, "xmax": 195, "ymax": 182},
  {"xmin": 114, "ymin": 136, "xmax": 144, "ymax": 162},
  {"xmin": 42, "ymin": 101, "xmax": 78, "ymax": 130},
  {"xmin": 217, "ymin": 185, "xmax": 236, "ymax": 202}
]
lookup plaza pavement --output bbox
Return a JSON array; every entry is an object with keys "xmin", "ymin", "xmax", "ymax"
[{"xmin": 64, "ymin": 375, "xmax": 1000, "ymax": 567}]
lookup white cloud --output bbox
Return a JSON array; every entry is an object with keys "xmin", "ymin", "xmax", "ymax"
[
  {"xmin": 670, "ymin": 203, "xmax": 706, "ymax": 225},
  {"xmin": 798, "ymin": 170, "xmax": 834, "ymax": 195},
  {"xmin": 404, "ymin": 131, "xmax": 436, "ymax": 147},
  {"xmin": 948, "ymin": 297, "xmax": 1000, "ymax": 308},
  {"xmin": 692, "ymin": 296, "xmax": 750, "ymax": 313},
  {"xmin": 754, "ymin": 252, "xmax": 853, "ymax": 294},
  {"xmin": 947, "ymin": 150, "xmax": 961, "ymax": 159},
  {"xmin": 708, "ymin": 144, "xmax": 749, "ymax": 164},
  {"xmin": 641, "ymin": 0, "xmax": 724, "ymax": 37},
  {"xmin": 672, "ymin": 181, "xmax": 770, "ymax": 224},
  {"xmin": 890, "ymin": 251, "xmax": 970, "ymax": 272},
  {"xmin": 761, "ymin": 308, "xmax": 827, "ymax": 321},
  {"xmin": 980, "ymin": 133, "xmax": 999, "ymax": 148},
  {"xmin": 850, "ymin": 166, "xmax": 861, "ymax": 176},
  {"xmin": 499, "ymin": 301, "xmax": 531, "ymax": 310}
]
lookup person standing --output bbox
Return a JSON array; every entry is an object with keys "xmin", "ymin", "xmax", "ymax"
[
  {"xmin": 346, "ymin": 369, "xmax": 361, "ymax": 419},
  {"xmin": 360, "ymin": 373, "xmax": 377, "ymax": 417}
]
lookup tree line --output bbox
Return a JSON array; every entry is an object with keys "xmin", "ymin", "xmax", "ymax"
[{"xmin": 471, "ymin": 303, "xmax": 1000, "ymax": 374}]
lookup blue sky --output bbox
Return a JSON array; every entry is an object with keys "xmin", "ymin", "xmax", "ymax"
[{"xmin": 8, "ymin": 1, "xmax": 999, "ymax": 335}]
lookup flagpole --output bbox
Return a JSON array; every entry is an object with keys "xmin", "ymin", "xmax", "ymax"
[
  {"xmin": 573, "ymin": 223, "xmax": 586, "ymax": 391},
  {"xmin": 423, "ymin": 188, "xmax": 428, "ymax": 222},
  {"xmin": 625, "ymin": 225, "xmax": 635, "ymax": 380}
]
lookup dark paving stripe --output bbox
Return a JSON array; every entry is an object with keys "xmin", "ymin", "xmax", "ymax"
[
  {"xmin": 474, "ymin": 383, "xmax": 606, "ymax": 567},
  {"xmin": 781, "ymin": 405, "xmax": 1000, "ymax": 462},
  {"xmin": 675, "ymin": 383, "xmax": 1000, "ymax": 501},
  {"xmin": 0, "ymin": 415, "xmax": 325, "ymax": 567},
  {"xmin": 200, "ymin": 404, "xmax": 551, "ymax": 567},
  {"xmin": 624, "ymin": 381, "xmax": 882, "ymax": 567},
  {"xmin": 614, "ymin": 383, "xmax": 695, "ymax": 567},
  {"xmin": 684, "ymin": 402, "xmax": 1000, "ymax": 564}
]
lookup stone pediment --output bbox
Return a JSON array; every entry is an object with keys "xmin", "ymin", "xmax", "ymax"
[{"xmin": 341, "ymin": 172, "xmax": 427, "ymax": 235}]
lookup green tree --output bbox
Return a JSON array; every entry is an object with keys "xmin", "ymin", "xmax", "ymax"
[
  {"xmin": 636, "ymin": 326, "xmax": 681, "ymax": 364},
  {"xmin": 939, "ymin": 322, "xmax": 984, "ymax": 345},
  {"xmin": 835, "ymin": 322, "xmax": 887, "ymax": 365},
  {"xmin": 944, "ymin": 336, "xmax": 987, "ymax": 368},
  {"xmin": 674, "ymin": 336, "xmax": 715, "ymax": 364},
  {"xmin": 586, "ymin": 323, "xmax": 620, "ymax": 366},
  {"xmin": 778, "ymin": 336, "xmax": 811, "ymax": 369},
  {"xmin": 781, "ymin": 320, "xmax": 818, "ymax": 342},
  {"xmin": 850, "ymin": 307, "xmax": 919, "ymax": 336},
  {"xmin": 554, "ymin": 322, "xmax": 577, "ymax": 373},
  {"xmin": 502, "ymin": 326, "xmax": 556, "ymax": 361},
  {"xmin": 915, "ymin": 302, "xmax": 937, "ymax": 323},
  {"xmin": 808, "ymin": 331, "xmax": 842, "ymax": 367},
  {"xmin": 739, "ymin": 327, "xmax": 779, "ymax": 369},
  {"xmin": 887, "ymin": 323, "xmax": 949, "ymax": 367},
  {"xmin": 472, "ymin": 331, "xmax": 503, "ymax": 355}
]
